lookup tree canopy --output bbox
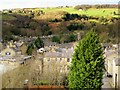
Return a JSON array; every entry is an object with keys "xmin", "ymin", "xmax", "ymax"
[{"xmin": 26, "ymin": 37, "xmax": 44, "ymax": 55}]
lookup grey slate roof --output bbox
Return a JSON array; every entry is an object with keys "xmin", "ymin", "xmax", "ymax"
[{"xmin": 44, "ymin": 48, "xmax": 74, "ymax": 58}]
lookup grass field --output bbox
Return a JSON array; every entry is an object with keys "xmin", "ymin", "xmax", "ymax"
[
  {"xmin": 1, "ymin": 7, "xmax": 118, "ymax": 21},
  {"xmin": 41, "ymin": 7, "xmax": 118, "ymax": 17}
]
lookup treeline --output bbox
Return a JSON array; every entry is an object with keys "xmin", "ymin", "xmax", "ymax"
[
  {"xmin": 52, "ymin": 34, "xmax": 77, "ymax": 44},
  {"xmin": 62, "ymin": 13, "xmax": 118, "ymax": 21},
  {"xmin": 62, "ymin": 13, "xmax": 90, "ymax": 21},
  {"xmin": 74, "ymin": 4, "xmax": 118, "ymax": 10}
]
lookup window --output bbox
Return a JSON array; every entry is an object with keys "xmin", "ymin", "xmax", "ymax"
[
  {"xmin": 67, "ymin": 58, "xmax": 70, "ymax": 62},
  {"xmin": 5, "ymin": 52, "xmax": 11, "ymax": 55},
  {"xmin": 60, "ymin": 58, "xmax": 62, "ymax": 62},
  {"xmin": 67, "ymin": 65, "xmax": 70, "ymax": 70}
]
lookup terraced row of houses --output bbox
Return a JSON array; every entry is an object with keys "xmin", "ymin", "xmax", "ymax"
[
  {"xmin": 0, "ymin": 40, "xmax": 120, "ymax": 89},
  {"xmin": 104, "ymin": 46, "xmax": 120, "ymax": 89}
]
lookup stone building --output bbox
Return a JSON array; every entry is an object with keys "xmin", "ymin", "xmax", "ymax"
[
  {"xmin": 112, "ymin": 58, "xmax": 120, "ymax": 89},
  {"xmin": 33, "ymin": 43, "xmax": 75, "ymax": 85},
  {"xmin": 105, "ymin": 47, "xmax": 120, "ymax": 89},
  {"xmin": 43, "ymin": 47, "xmax": 73, "ymax": 74},
  {"xmin": 1, "ymin": 45, "xmax": 16, "ymax": 57}
]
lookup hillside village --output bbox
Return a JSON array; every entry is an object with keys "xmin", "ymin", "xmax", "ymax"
[
  {"xmin": 0, "ymin": 4, "xmax": 119, "ymax": 90},
  {"xmin": 0, "ymin": 36, "xmax": 120, "ymax": 89}
]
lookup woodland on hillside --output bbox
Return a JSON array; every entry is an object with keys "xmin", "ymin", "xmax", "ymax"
[{"xmin": 1, "ymin": 4, "xmax": 119, "ymax": 44}]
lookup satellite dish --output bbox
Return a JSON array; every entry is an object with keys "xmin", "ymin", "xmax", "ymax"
[{"xmin": 37, "ymin": 48, "xmax": 45, "ymax": 53}]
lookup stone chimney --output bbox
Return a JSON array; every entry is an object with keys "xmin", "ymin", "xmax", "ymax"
[{"xmin": 77, "ymin": 32, "xmax": 81, "ymax": 40}]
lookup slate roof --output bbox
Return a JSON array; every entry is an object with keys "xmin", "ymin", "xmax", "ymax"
[{"xmin": 44, "ymin": 48, "xmax": 74, "ymax": 58}]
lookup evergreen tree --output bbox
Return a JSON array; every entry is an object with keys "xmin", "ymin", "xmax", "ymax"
[
  {"xmin": 35, "ymin": 37, "xmax": 44, "ymax": 49},
  {"xmin": 26, "ymin": 42, "xmax": 35, "ymax": 55},
  {"xmin": 26, "ymin": 44, "xmax": 34, "ymax": 55},
  {"xmin": 68, "ymin": 30, "xmax": 105, "ymax": 89},
  {"xmin": 26, "ymin": 37, "xmax": 44, "ymax": 55}
]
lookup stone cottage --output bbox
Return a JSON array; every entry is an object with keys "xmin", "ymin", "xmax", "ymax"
[
  {"xmin": 105, "ymin": 47, "xmax": 120, "ymax": 89},
  {"xmin": 112, "ymin": 57, "xmax": 120, "ymax": 89},
  {"xmin": 1, "ymin": 45, "xmax": 16, "ymax": 57}
]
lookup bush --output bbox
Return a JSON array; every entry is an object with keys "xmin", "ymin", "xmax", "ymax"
[
  {"xmin": 64, "ymin": 34, "xmax": 77, "ymax": 43},
  {"xmin": 26, "ymin": 43, "xmax": 34, "ymax": 55},
  {"xmin": 52, "ymin": 36, "xmax": 60, "ymax": 43},
  {"xmin": 67, "ymin": 23, "xmax": 84, "ymax": 31},
  {"xmin": 62, "ymin": 13, "xmax": 80, "ymax": 21}
]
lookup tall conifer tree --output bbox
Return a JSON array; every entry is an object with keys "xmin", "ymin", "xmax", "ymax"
[{"xmin": 68, "ymin": 30, "xmax": 105, "ymax": 89}]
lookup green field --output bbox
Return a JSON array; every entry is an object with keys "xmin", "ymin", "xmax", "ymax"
[
  {"xmin": 1, "ymin": 7, "xmax": 118, "ymax": 21},
  {"xmin": 41, "ymin": 7, "xmax": 118, "ymax": 17}
]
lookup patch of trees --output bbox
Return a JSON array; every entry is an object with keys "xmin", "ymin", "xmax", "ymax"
[
  {"xmin": 93, "ymin": 4, "xmax": 118, "ymax": 9},
  {"xmin": 52, "ymin": 36, "xmax": 61, "ymax": 43},
  {"xmin": 74, "ymin": 4, "xmax": 118, "ymax": 9},
  {"xmin": 4, "ymin": 14, "xmax": 52, "ymax": 37},
  {"xmin": 67, "ymin": 23, "xmax": 84, "ymax": 31},
  {"xmin": 89, "ymin": 16, "xmax": 99, "ymax": 20},
  {"xmin": 51, "ymin": 34, "xmax": 77, "ymax": 43},
  {"xmin": 49, "ymin": 18, "xmax": 62, "ymax": 22},
  {"xmin": 63, "ymin": 14, "xmax": 117, "ymax": 23},
  {"xmin": 74, "ymin": 5, "xmax": 92, "ymax": 10},
  {"xmin": 93, "ymin": 20, "xmax": 119, "ymax": 43},
  {"xmin": 62, "ymin": 13, "xmax": 80, "ymax": 21},
  {"xmin": 40, "ymin": 24, "xmax": 52, "ymax": 35},
  {"xmin": 64, "ymin": 34, "xmax": 77, "ymax": 43},
  {"xmin": 107, "ymin": 21, "xmax": 119, "ymax": 43},
  {"xmin": 2, "ymin": 23, "xmax": 21, "ymax": 42},
  {"xmin": 26, "ymin": 37, "xmax": 44, "ymax": 55},
  {"xmin": 62, "ymin": 13, "xmax": 89, "ymax": 21}
]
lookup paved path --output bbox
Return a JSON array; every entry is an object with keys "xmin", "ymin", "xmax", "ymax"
[
  {"xmin": 102, "ymin": 77, "xmax": 112, "ymax": 88},
  {"xmin": 102, "ymin": 73, "xmax": 113, "ymax": 89}
]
